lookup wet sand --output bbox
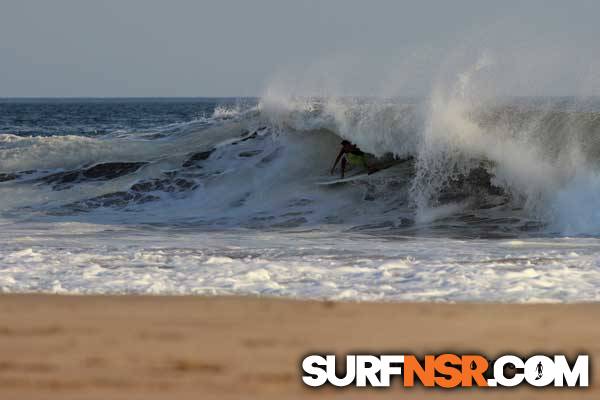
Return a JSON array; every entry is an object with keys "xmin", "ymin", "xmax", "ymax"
[{"xmin": 0, "ymin": 294, "xmax": 598, "ymax": 399}]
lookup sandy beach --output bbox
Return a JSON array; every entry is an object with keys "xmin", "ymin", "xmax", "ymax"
[{"xmin": 0, "ymin": 295, "xmax": 596, "ymax": 399}]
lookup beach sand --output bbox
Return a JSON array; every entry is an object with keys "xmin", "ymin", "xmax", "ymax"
[{"xmin": 0, "ymin": 294, "xmax": 598, "ymax": 399}]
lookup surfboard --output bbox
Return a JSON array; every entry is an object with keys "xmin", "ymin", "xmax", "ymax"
[
  {"xmin": 315, "ymin": 156, "xmax": 413, "ymax": 186},
  {"xmin": 316, "ymin": 172, "xmax": 371, "ymax": 185}
]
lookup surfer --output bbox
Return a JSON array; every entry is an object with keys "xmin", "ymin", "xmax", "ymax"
[{"xmin": 330, "ymin": 140, "xmax": 374, "ymax": 178}]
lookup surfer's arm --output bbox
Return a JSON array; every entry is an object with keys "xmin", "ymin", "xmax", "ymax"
[{"xmin": 330, "ymin": 150, "xmax": 344, "ymax": 174}]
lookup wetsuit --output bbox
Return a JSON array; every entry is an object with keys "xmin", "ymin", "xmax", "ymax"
[{"xmin": 345, "ymin": 149, "xmax": 369, "ymax": 169}]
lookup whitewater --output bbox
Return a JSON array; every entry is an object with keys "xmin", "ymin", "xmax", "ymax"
[{"xmin": 1, "ymin": 88, "xmax": 600, "ymax": 302}]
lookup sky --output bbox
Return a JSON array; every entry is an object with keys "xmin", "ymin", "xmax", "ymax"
[{"xmin": 2, "ymin": 0, "xmax": 600, "ymax": 97}]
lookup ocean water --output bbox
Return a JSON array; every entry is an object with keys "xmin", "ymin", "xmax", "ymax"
[{"xmin": 1, "ymin": 96, "xmax": 600, "ymax": 302}]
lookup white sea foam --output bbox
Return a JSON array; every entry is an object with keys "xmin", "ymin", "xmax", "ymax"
[{"xmin": 0, "ymin": 222, "xmax": 599, "ymax": 302}]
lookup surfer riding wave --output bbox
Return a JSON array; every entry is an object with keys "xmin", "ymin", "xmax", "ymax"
[{"xmin": 330, "ymin": 140, "xmax": 377, "ymax": 178}]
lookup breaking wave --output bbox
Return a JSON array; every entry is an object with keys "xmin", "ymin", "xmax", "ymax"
[{"xmin": 2, "ymin": 83, "xmax": 600, "ymax": 236}]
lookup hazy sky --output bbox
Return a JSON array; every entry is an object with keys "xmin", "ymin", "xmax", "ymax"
[{"xmin": 2, "ymin": 0, "xmax": 600, "ymax": 97}]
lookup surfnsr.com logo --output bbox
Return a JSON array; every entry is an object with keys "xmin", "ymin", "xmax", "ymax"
[{"xmin": 302, "ymin": 354, "xmax": 589, "ymax": 388}]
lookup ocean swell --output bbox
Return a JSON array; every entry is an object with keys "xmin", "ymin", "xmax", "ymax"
[{"xmin": 1, "ymin": 93, "xmax": 600, "ymax": 236}]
